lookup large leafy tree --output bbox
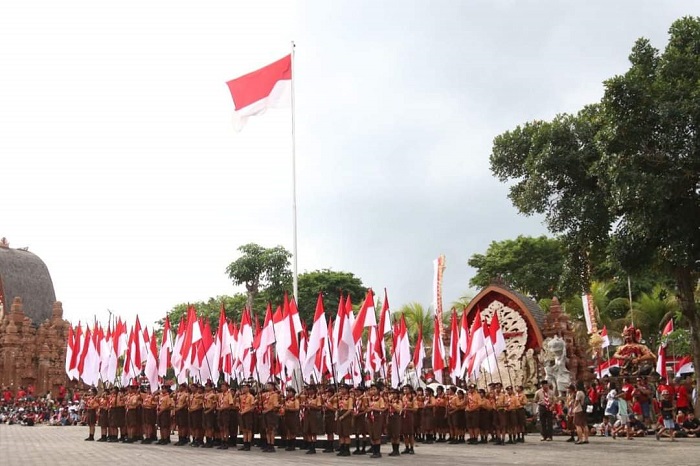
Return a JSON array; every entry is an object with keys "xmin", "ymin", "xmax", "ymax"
[
  {"xmin": 225, "ymin": 243, "xmax": 292, "ymax": 311},
  {"xmin": 598, "ymin": 17, "xmax": 700, "ymax": 368},
  {"xmin": 468, "ymin": 235, "xmax": 565, "ymax": 300},
  {"xmin": 294, "ymin": 269, "xmax": 367, "ymax": 325},
  {"xmin": 491, "ymin": 105, "xmax": 612, "ymax": 296},
  {"xmin": 490, "ymin": 17, "xmax": 700, "ymax": 410}
]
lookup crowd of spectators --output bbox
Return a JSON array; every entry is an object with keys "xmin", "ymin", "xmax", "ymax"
[
  {"xmin": 1, "ymin": 384, "xmax": 85, "ymax": 427},
  {"xmin": 543, "ymin": 374, "xmax": 698, "ymax": 441}
]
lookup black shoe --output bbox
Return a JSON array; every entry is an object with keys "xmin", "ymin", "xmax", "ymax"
[
  {"xmin": 567, "ymin": 437, "xmax": 575, "ymax": 442},
  {"xmin": 306, "ymin": 448, "xmax": 316, "ymax": 454},
  {"xmin": 84, "ymin": 436, "xmax": 94, "ymax": 441},
  {"xmin": 97, "ymin": 436, "xmax": 107, "ymax": 442}
]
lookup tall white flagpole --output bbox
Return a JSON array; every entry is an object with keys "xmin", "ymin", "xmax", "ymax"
[{"xmin": 291, "ymin": 41, "xmax": 299, "ymax": 302}]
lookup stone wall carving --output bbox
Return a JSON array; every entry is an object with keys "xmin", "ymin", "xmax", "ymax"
[{"xmin": 0, "ymin": 297, "xmax": 69, "ymax": 396}]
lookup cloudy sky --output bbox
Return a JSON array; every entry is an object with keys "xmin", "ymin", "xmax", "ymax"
[{"xmin": 0, "ymin": 1, "xmax": 694, "ymax": 329}]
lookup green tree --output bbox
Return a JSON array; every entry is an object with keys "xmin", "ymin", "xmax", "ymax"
[
  {"xmin": 393, "ymin": 303, "xmax": 451, "ymax": 346},
  {"xmin": 156, "ymin": 294, "xmax": 246, "ymax": 334},
  {"xmin": 627, "ymin": 285, "xmax": 679, "ymax": 348},
  {"xmin": 490, "ymin": 105, "xmax": 612, "ymax": 296},
  {"xmin": 468, "ymin": 235, "xmax": 565, "ymax": 300},
  {"xmin": 490, "ymin": 17, "xmax": 700, "ymax": 410},
  {"xmin": 225, "ymin": 243, "xmax": 292, "ymax": 311},
  {"xmin": 562, "ymin": 281, "xmax": 629, "ymax": 335},
  {"xmin": 294, "ymin": 269, "xmax": 367, "ymax": 325},
  {"xmin": 598, "ymin": 17, "xmax": 700, "ymax": 377},
  {"xmin": 394, "ymin": 302, "xmax": 433, "ymax": 345}
]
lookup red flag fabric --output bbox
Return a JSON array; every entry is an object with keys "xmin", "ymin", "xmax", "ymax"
[
  {"xmin": 352, "ymin": 289, "xmax": 376, "ymax": 344},
  {"xmin": 226, "ymin": 55, "xmax": 292, "ymax": 130},
  {"xmin": 600, "ymin": 325, "xmax": 610, "ymax": 349},
  {"xmin": 431, "ymin": 315, "xmax": 446, "ymax": 383},
  {"xmin": 661, "ymin": 319, "xmax": 674, "ymax": 338}
]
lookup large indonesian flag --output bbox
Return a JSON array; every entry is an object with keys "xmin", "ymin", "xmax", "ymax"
[
  {"xmin": 673, "ymin": 355, "xmax": 694, "ymax": 374},
  {"xmin": 226, "ymin": 54, "xmax": 292, "ymax": 130}
]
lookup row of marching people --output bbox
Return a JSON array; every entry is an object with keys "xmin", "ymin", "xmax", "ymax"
[{"xmin": 83, "ymin": 379, "xmax": 530, "ymax": 458}]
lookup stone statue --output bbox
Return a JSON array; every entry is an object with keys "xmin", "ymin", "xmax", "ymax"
[
  {"xmin": 613, "ymin": 325, "xmax": 656, "ymax": 376},
  {"xmin": 522, "ymin": 348, "xmax": 538, "ymax": 394},
  {"xmin": 542, "ymin": 336, "xmax": 571, "ymax": 396}
]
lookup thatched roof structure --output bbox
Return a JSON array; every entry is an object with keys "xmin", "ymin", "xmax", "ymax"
[{"xmin": 0, "ymin": 244, "xmax": 56, "ymax": 325}]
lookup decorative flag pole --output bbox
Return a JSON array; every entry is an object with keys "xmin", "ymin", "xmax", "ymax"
[
  {"xmin": 290, "ymin": 41, "xmax": 299, "ymax": 302},
  {"xmin": 225, "ymin": 49, "xmax": 298, "ymax": 301}
]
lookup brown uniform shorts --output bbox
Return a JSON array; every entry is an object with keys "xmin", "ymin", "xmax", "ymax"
[
  {"xmin": 86, "ymin": 409, "xmax": 97, "ymax": 426},
  {"xmin": 175, "ymin": 408, "xmax": 189, "ymax": 428},
  {"xmin": 465, "ymin": 410, "xmax": 479, "ymax": 429},
  {"xmin": 158, "ymin": 410, "xmax": 171, "ymax": 430},
  {"xmin": 217, "ymin": 409, "xmax": 231, "ymax": 431},
  {"xmin": 143, "ymin": 408, "xmax": 156, "ymax": 426},
  {"xmin": 203, "ymin": 410, "xmax": 217, "ymax": 430},
  {"xmin": 189, "ymin": 409, "xmax": 203, "ymax": 430},
  {"xmin": 337, "ymin": 413, "xmax": 353, "ymax": 437},
  {"xmin": 240, "ymin": 411, "xmax": 254, "ymax": 431}
]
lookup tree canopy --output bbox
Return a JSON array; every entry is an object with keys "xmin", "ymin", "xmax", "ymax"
[
  {"xmin": 489, "ymin": 17, "xmax": 700, "ymax": 404},
  {"xmin": 468, "ymin": 235, "xmax": 565, "ymax": 300},
  {"xmin": 225, "ymin": 243, "xmax": 292, "ymax": 311},
  {"xmin": 295, "ymin": 269, "xmax": 367, "ymax": 324}
]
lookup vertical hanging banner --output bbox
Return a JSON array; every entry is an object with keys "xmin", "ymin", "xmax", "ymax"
[
  {"xmin": 432, "ymin": 255, "xmax": 446, "ymax": 337},
  {"xmin": 581, "ymin": 293, "xmax": 597, "ymax": 333}
]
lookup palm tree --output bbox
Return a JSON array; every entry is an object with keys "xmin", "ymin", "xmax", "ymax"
[
  {"xmin": 450, "ymin": 293, "xmax": 474, "ymax": 313},
  {"xmin": 627, "ymin": 285, "xmax": 679, "ymax": 347},
  {"xmin": 564, "ymin": 281, "xmax": 629, "ymax": 336},
  {"xmin": 393, "ymin": 302, "xmax": 451, "ymax": 346}
]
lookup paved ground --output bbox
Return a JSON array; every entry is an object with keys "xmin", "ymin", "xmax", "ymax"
[{"xmin": 1, "ymin": 426, "xmax": 700, "ymax": 466}]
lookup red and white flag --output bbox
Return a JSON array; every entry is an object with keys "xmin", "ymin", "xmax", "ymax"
[
  {"xmin": 352, "ymin": 289, "xmax": 377, "ymax": 344},
  {"xmin": 661, "ymin": 319, "xmax": 674, "ymax": 338},
  {"xmin": 597, "ymin": 358, "xmax": 621, "ymax": 378},
  {"xmin": 304, "ymin": 293, "xmax": 328, "ymax": 381},
  {"xmin": 484, "ymin": 313, "xmax": 506, "ymax": 376},
  {"xmin": 656, "ymin": 344, "xmax": 667, "ymax": 378},
  {"xmin": 673, "ymin": 355, "xmax": 694, "ymax": 374},
  {"xmin": 171, "ymin": 317, "xmax": 187, "ymax": 382},
  {"xmin": 226, "ymin": 54, "xmax": 292, "ymax": 131},
  {"xmin": 448, "ymin": 309, "xmax": 461, "ymax": 383},
  {"xmin": 333, "ymin": 295, "xmax": 354, "ymax": 377},
  {"xmin": 413, "ymin": 326, "xmax": 426, "ymax": 377},
  {"xmin": 145, "ymin": 330, "xmax": 160, "ymax": 392},
  {"xmin": 237, "ymin": 309, "xmax": 255, "ymax": 380},
  {"xmin": 65, "ymin": 326, "xmax": 76, "ymax": 380},
  {"xmin": 158, "ymin": 316, "xmax": 173, "ymax": 378},
  {"xmin": 431, "ymin": 314, "xmax": 446, "ymax": 384},
  {"xmin": 600, "ymin": 325, "xmax": 610, "ymax": 349},
  {"xmin": 466, "ymin": 312, "xmax": 485, "ymax": 379}
]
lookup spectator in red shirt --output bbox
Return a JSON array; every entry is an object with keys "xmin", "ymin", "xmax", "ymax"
[
  {"xmin": 657, "ymin": 377, "xmax": 675, "ymax": 400},
  {"xmin": 675, "ymin": 377, "xmax": 690, "ymax": 414},
  {"xmin": 621, "ymin": 378, "xmax": 635, "ymax": 402},
  {"xmin": 631, "ymin": 395, "xmax": 643, "ymax": 417}
]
